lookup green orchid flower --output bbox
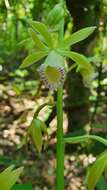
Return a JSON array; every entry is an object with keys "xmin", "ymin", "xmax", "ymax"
[
  {"xmin": 20, "ymin": 20, "xmax": 96, "ymax": 89},
  {"xmin": 37, "ymin": 50, "xmax": 65, "ymax": 91}
]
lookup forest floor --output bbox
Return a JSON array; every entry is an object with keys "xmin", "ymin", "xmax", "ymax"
[{"xmin": 0, "ymin": 81, "xmax": 97, "ymax": 190}]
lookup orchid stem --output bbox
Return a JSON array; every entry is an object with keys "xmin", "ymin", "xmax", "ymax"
[
  {"xmin": 56, "ymin": 0, "xmax": 65, "ymax": 189},
  {"xmin": 56, "ymin": 87, "xmax": 65, "ymax": 190}
]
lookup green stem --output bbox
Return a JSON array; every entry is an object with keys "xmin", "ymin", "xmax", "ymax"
[
  {"xmin": 56, "ymin": 1, "xmax": 65, "ymax": 189},
  {"xmin": 64, "ymin": 135, "xmax": 107, "ymax": 146},
  {"xmin": 56, "ymin": 88, "xmax": 64, "ymax": 190},
  {"xmin": 34, "ymin": 102, "xmax": 55, "ymax": 118}
]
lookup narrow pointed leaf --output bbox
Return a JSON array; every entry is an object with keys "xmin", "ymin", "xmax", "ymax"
[
  {"xmin": 86, "ymin": 150, "xmax": 107, "ymax": 190},
  {"xmin": 28, "ymin": 28, "xmax": 47, "ymax": 51},
  {"xmin": 30, "ymin": 21, "xmax": 53, "ymax": 47},
  {"xmin": 61, "ymin": 26, "xmax": 96, "ymax": 48},
  {"xmin": 8, "ymin": 167, "xmax": 23, "ymax": 189},
  {"xmin": 0, "ymin": 165, "xmax": 14, "ymax": 176},
  {"xmin": 20, "ymin": 51, "xmax": 48, "ymax": 68},
  {"xmin": 0, "ymin": 165, "xmax": 23, "ymax": 190}
]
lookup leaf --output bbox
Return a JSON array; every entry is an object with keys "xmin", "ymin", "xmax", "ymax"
[
  {"xmin": 96, "ymin": 176, "xmax": 107, "ymax": 190},
  {"xmin": 61, "ymin": 26, "xmax": 96, "ymax": 48},
  {"xmin": 0, "ymin": 165, "xmax": 23, "ymax": 190},
  {"xmin": 11, "ymin": 183, "xmax": 33, "ymax": 190},
  {"xmin": 86, "ymin": 150, "xmax": 107, "ymax": 190},
  {"xmin": 28, "ymin": 28, "xmax": 48, "ymax": 51},
  {"xmin": 20, "ymin": 51, "xmax": 48, "ymax": 68},
  {"xmin": 30, "ymin": 21, "xmax": 53, "ymax": 48},
  {"xmin": 64, "ymin": 135, "xmax": 107, "ymax": 147}
]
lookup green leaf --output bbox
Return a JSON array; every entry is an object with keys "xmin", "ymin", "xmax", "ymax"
[
  {"xmin": 20, "ymin": 51, "xmax": 48, "ymax": 68},
  {"xmin": 96, "ymin": 176, "xmax": 107, "ymax": 190},
  {"xmin": 61, "ymin": 26, "xmax": 96, "ymax": 48},
  {"xmin": 0, "ymin": 165, "xmax": 23, "ymax": 190},
  {"xmin": 30, "ymin": 21, "xmax": 53, "ymax": 48},
  {"xmin": 28, "ymin": 28, "xmax": 48, "ymax": 51},
  {"xmin": 11, "ymin": 183, "xmax": 33, "ymax": 190},
  {"xmin": 86, "ymin": 150, "xmax": 107, "ymax": 190},
  {"xmin": 64, "ymin": 135, "xmax": 107, "ymax": 147}
]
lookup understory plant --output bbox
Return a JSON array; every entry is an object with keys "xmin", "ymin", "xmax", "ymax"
[
  {"xmin": 18, "ymin": 0, "xmax": 107, "ymax": 190},
  {"xmin": 0, "ymin": 165, "xmax": 23, "ymax": 190}
]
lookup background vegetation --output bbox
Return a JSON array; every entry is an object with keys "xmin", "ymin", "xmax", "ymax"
[{"xmin": 0, "ymin": 0, "xmax": 107, "ymax": 189}]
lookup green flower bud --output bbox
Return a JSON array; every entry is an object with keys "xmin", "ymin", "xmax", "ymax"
[
  {"xmin": 38, "ymin": 50, "xmax": 66, "ymax": 92},
  {"xmin": 76, "ymin": 64, "xmax": 94, "ymax": 87},
  {"xmin": 28, "ymin": 118, "xmax": 47, "ymax": 153}
]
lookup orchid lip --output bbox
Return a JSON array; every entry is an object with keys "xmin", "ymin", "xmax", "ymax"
[{"xmin": 38, "ymin": 64, "xmax": 65, "ymax": 91}]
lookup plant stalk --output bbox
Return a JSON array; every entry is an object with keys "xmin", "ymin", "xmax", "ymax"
[
  {"xmin": 56, "ymin": 1, "xmax": 65, "ymax": 188},
  {"xmin": 56, "ymin": 87, "xmax": 65, "ymax": 190}
]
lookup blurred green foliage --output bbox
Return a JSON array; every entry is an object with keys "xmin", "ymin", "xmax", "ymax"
[{"xmin": 0, "ymin": 0, "xmax": 59, "ymax": 70}]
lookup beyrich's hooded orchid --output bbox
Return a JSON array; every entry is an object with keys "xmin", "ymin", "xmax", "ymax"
[
  {"xmin": 37, "ymin": 50, "xmax": 65, "ymax": 91},
  {"xmin": 20, "ymin": 20, "xmax": 95, "ymax": 90}
]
